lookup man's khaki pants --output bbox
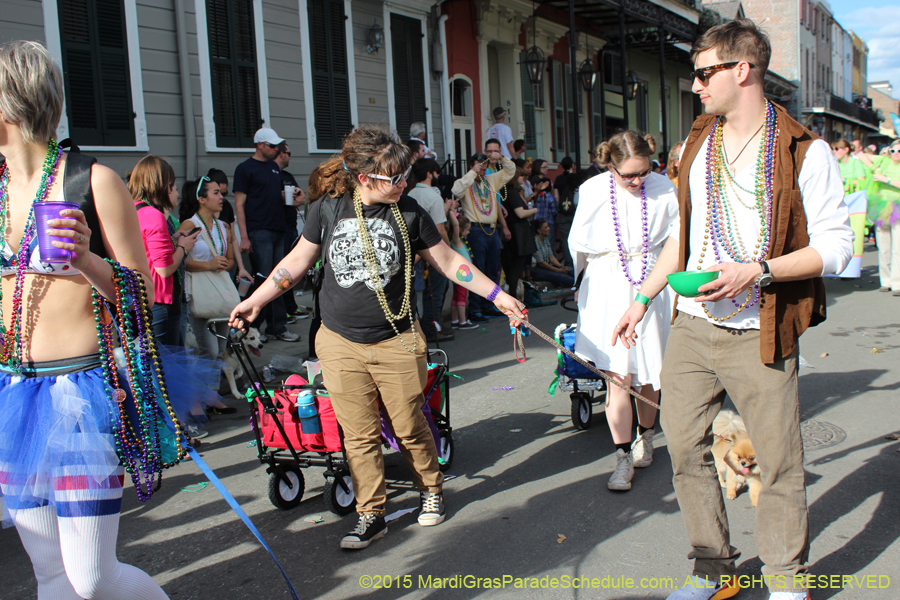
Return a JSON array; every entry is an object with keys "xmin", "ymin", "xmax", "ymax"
[
  {"xmin": 317, "ymin": 323, "xmax": 443, "ymax": 516},
  {"xmin": 660, "ymin": 313, "xmax": 810, "ymax": 593}
]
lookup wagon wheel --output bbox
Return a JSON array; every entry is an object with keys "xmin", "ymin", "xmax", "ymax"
[
  {"xmin": 324, "ymin": 470, "xmax": 356, "ymax": 515},
  {"xmin": 571, "ymin": 392, "xmax": 592, "ymax": 430},
  {"xmin": 268, "ymin": 464, "xmax": 305, "ymax": 510}
]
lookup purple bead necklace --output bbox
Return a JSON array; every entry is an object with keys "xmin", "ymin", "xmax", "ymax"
[{"xmin": 609, "ymin": 174, "xmax": 650, "ymax": 287}]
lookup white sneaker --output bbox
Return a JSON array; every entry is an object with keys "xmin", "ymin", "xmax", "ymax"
[
  {"xmin": 608, "ymin": 449, "xmax": 634, "ymax": 491},
  {"xmin": 632, "ymin": 428, "xmax": 654, "ymax": 468}
]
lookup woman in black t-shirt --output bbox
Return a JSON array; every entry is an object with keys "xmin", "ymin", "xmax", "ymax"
[
  {"xmin": 230, "ymin": 126, "xmax": 524, "ymax": 550},
  {"xmin": 501, "ymin": 167, "xmax": 538, "ymax": 300}
]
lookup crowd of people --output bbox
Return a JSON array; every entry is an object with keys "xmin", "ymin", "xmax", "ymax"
[{"xmin": 0, "ymin": 15, "xmax": 897, "ymax": 600}]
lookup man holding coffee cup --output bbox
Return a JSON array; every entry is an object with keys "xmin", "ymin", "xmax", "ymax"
[
  {"xmin": 233, "ymin": 127, "xmax": 301, "ymax": 342},
  {"xmin": 275, "ymin": 141, "xmax": 309, "ymax": 321}
]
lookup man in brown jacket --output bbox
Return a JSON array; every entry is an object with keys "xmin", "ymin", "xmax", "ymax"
[{"xmin": 613, "ymin": 19, "xmax": 852, "ymax": 600}]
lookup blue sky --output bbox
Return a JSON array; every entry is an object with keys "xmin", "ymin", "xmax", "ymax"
[{"xmin": 828, "ymin": 0, "xmax": 900, "ymax": 97}]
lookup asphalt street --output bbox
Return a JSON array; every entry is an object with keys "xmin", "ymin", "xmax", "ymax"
[{"xmin": 2, "ymin": 245, "xmax": 898, "ymax": 600}]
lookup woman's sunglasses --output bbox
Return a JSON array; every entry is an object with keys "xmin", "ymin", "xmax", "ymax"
[
  {"xmin": 689, "ymin": 61, "xmax": 755, "ymax": 84},
  {"xmin": 366, "ymin": 166, "xmax": 412, "ymax": 187},
  {"xmin": 890, "ymin": 148, "xmax": 900, "ymax": 154},
  {"xmin": 612, "ymin": 165, "xmax": 651, "ymax": 181}
]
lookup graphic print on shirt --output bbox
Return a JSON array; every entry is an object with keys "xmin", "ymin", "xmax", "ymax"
[{"xmin": 329, "ymin": 217, "xmax": 400, "ymax": 289}]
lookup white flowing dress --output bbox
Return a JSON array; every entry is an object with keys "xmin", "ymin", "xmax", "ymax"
[{"xmin": 569, "ymin": 172, "xmax": 679, "ymax": 390}]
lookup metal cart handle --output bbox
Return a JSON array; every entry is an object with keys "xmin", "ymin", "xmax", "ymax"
[{"xmin": 207, "ymin": 316, "xmax": 249, "ymax": 343}]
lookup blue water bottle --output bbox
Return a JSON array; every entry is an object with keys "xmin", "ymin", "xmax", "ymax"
[{"xmin": 296, "ymin": 391, "xmax": 322, "ymax": 434}]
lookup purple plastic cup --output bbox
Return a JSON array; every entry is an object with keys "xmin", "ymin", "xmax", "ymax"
[{"xmin": 34, "ymin": 201, "xmax": 81, "ymax": 263}]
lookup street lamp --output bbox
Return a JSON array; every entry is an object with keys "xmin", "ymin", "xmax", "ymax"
[
  {"xmin": 579, "ymin": 57, "xmax": 596, "ymax": 92},
  {"xmin": 366, "ymin": 19, "xmax": 384, "ymax": 54},
  {"xmin": 626, "ymin": 70, "xmax": 640, "ymax": 101},
  {"xmin": 523, "ymin": 45, "xmax": 546, "ymax": 84}
]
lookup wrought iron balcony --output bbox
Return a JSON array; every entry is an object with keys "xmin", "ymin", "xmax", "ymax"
[{"xmin": 830, "ymin": 94, "xmax": 880, "ymax": 127}]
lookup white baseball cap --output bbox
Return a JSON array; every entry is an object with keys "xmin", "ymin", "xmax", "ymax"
[{"xmin": 253, "ymin": 127, "xmax": 285, "ymax": 145}]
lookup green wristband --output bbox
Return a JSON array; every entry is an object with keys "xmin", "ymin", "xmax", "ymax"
[{"xmin": 635, "ymin": 293, "xmax": 651, "ymax": 306}]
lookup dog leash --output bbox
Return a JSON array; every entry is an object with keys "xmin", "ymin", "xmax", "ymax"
[
  {"xmin": 512, "ymin": 315, "xmax": 661, "ymax": 410},
  {"xmin": 187, "ymin": 447, "xmax": 301, "ymax": 600}
]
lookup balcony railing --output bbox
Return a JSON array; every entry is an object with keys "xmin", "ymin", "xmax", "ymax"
[{"xmin": 830, "ymin": 94, "xmax": 880, "ymax": 127}]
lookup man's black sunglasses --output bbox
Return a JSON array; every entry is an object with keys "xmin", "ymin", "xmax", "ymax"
[{"xmin": 690, "ymin": 61, "xmax": 755, "ymax": 84}]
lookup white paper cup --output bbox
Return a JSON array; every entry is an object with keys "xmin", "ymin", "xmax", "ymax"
[{"xmin": 284, "ymin": 185, "xmax": 295, "ymax": 206}]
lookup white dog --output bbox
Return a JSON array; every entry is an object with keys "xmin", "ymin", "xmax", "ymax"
[{"xmin": 222, "ymin": 327, "xmax": 264, "ymax": 400}]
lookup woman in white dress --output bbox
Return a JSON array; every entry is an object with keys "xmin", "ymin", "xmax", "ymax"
[{"xmin": 569, "ymin": 131, "xmax": 679, "ymax": 491}]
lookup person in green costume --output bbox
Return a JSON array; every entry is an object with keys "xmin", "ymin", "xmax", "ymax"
[
  {"xmin": 859, "ymin": 139, "xmax": 900, "ymax": 293},
  {"xmin": 832, "ymin": 139, "xmax": 868, "ymax": 194}
]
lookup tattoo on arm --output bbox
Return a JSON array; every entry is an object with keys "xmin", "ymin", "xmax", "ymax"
[
  {"xmin": 456, "ymin": 264, "xmax": 473, "ymax": 282},
  {"xmin": 271, "ymin": 268, "xmax": 294, "ymax": 291}
]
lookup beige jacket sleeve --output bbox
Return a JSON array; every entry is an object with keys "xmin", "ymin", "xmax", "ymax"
[{"xmin": 451, "ymin": 169, "xmax": 479, "ymax": 199}]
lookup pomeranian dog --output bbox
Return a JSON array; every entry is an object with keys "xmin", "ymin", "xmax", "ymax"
[{"xmin": 711, "ymin": 410, "xmax": 762, "ymax": 506}]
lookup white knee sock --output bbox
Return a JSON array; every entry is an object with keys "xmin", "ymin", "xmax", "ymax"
[
  {"xmin": 13, "ymin": 505, "xmax": 81, "ymax": 599},
  {"xmin": 59, "ymin": 511, "xmax": 169, "ymax": 600}
]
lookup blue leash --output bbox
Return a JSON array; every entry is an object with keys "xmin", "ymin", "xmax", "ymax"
[{"xmin": 187, "ymin": 446, "xmax": 300, "ymax": 600}]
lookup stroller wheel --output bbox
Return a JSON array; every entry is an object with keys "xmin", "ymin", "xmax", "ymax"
[
  {"xmin": 571, "ymin": 393, "xmax": 592, "ymax": 430},
  {"xmin": 324, "ymin": 471, "xmax": 356, "ymax": 515},
  {"xmin": 438, "ymin": 429, "xmax": 454, "ymax": 472},
  {"xmin": 268, "ymin": 465, "xmax": 305, "ymax": 510}
]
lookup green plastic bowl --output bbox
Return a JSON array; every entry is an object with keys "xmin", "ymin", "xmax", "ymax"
[{"xmin": 666, "ymin": 270, "xmax": 720, "ymax": 297}]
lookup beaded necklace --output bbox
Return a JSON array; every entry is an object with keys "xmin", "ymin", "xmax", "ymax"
[
  {"xmin": 609, "ymin": 175, "xmax": 650, "ymax": 287},
  {"xmin": 0, "ymin": 140, "xmax": 63, "ymax": 372},
  {"xmin": 94, "ymin": 261, "xmax": 186, "ymax": 501},
  {"xmin": 698, "ymin": 100, "xmax": 777, "ymax": 322},
  {"xmin": 485, "ymin": 164, "xmax": 508, "ymax": 204},
  {"xmin": 196, "ymin": 211, "xmax": 226, "ymax": 256},
  {"xmin": 469, "ymin": 177, "xmax": 494, "ymax": 216},
  {"xmin": 468, "ymin": 177, "xmax": 497, "ymax": 237},
  {"xmin": 352, "ymin": 188, "xmax": 418, "ymax": 354}
]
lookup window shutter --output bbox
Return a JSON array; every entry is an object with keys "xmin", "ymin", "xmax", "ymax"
[
  {"xmin": 207, "ymin": 0, "xmax": 261, "ymax": 148},
  {"xmin": 309, "ymin": 0, "xmax": 352, "ymax": 149},
  {"xmin": 551, "ymin": 60, "xmax": 565, "ymax": 162},
  {"xmin": 391, "ymin": 14, "xmax": 427, "ymax": 140},
  {"xmin": 520, "ymin": 55, "xmax": 536, "ymax": 154},
  {"xmin": 58, "ymin": 0, "xmax": 135, "ymax": 146}
]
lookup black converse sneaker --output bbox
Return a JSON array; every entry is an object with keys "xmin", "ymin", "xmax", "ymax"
[
  {"xmin": 417, "ymin": 492, "xmax": 446, "ymax": 526},
  {"xmin": 340, "ymin": 513, "xmax": 387, "ymax": 549}
]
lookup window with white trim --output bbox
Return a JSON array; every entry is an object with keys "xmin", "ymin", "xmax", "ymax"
[{"xmin": 44, "ymin": 0, "xmax": 148, "ymax": 150}]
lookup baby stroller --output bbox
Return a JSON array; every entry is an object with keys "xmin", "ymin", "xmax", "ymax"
[
  {"xmin": 552, "ymin": 297, "xmax": 607, "ymax": 430},
  {"xmin": 212, "ymin": 319, "xmax": 453, "ymax": 516}
]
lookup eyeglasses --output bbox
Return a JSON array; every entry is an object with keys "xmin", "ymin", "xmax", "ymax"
[
  {"xmin": 611, "ymin": 165, "xmax": 652, "ymax": 181},
  {"xmin": 690, "ymin": 61, "xmax": 755, "ymax": 84},
  {"xmin": 285, "ymin": 152, "xmax": 291, "ymax": 156},
  {"xmin": 366, "ymin": 166, "xmax": 412, "ymax": 187},
  {"xmin": 890, "ymin": 148, "xmax": 900, "ymax": 154},
  {"xmin": 195, "ymin": 175, "xmax": 211, "ymax": 200}
]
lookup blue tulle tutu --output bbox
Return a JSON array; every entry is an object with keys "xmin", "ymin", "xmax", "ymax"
[
  {"xmin": 155, "ymin": 345, "xmax": 228, "ymax": 427},
  {"xmin": 0, "ymin": 364, "xmax": 121, "ymax": 528}
]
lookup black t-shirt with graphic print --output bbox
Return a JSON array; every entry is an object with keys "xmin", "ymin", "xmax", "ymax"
[{"xmin": 303, "ymin": 193, "xmax": 443, "ymax": 344}]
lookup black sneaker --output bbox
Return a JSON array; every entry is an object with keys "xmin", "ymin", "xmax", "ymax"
[
  {"xmin": 468, "ymin": 313, "xmax": 488, "ymax": 324},
  {"xmin": 418, "ymin": 492, "xmax": 445, "ymax": 526},
  {"xmin": 340, "ymin": 513, "xmax": 387, "ymax": 549},
  {"xmin": 457, "ymin": 320, "xmax": 479, "ymax": 330}
]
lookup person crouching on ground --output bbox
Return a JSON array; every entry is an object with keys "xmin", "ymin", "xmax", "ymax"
[
  {"xmin": 230, "ymin": 126, "xmax": 525, "ymax": 550},
  {"xmin": 570, "ymin": 131, "xmax": 678, "ymax": 491}
]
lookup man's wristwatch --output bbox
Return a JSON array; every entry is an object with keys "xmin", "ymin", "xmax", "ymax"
[{"xmin": 756, "ymin": 261, "xmax": 774, "ymax": 287}]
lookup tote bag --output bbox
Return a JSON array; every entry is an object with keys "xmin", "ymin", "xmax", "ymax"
[{"xmin": 186, "ymin": 224, "xmax": 241, "ymax": 319}]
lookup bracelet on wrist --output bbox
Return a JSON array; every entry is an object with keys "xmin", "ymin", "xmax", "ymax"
[
  {"xmin": 635, "ymin": 293, "xmax": 651, "ymax": 306},
  {"xmin": 486, "ymin": 284, "xmax": 501, "ymax": 302}
]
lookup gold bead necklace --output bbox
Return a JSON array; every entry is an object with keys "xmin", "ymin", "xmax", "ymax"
[{"xmin": 353, "ymin": 187, "xmax": 418, "ymax": 353}]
